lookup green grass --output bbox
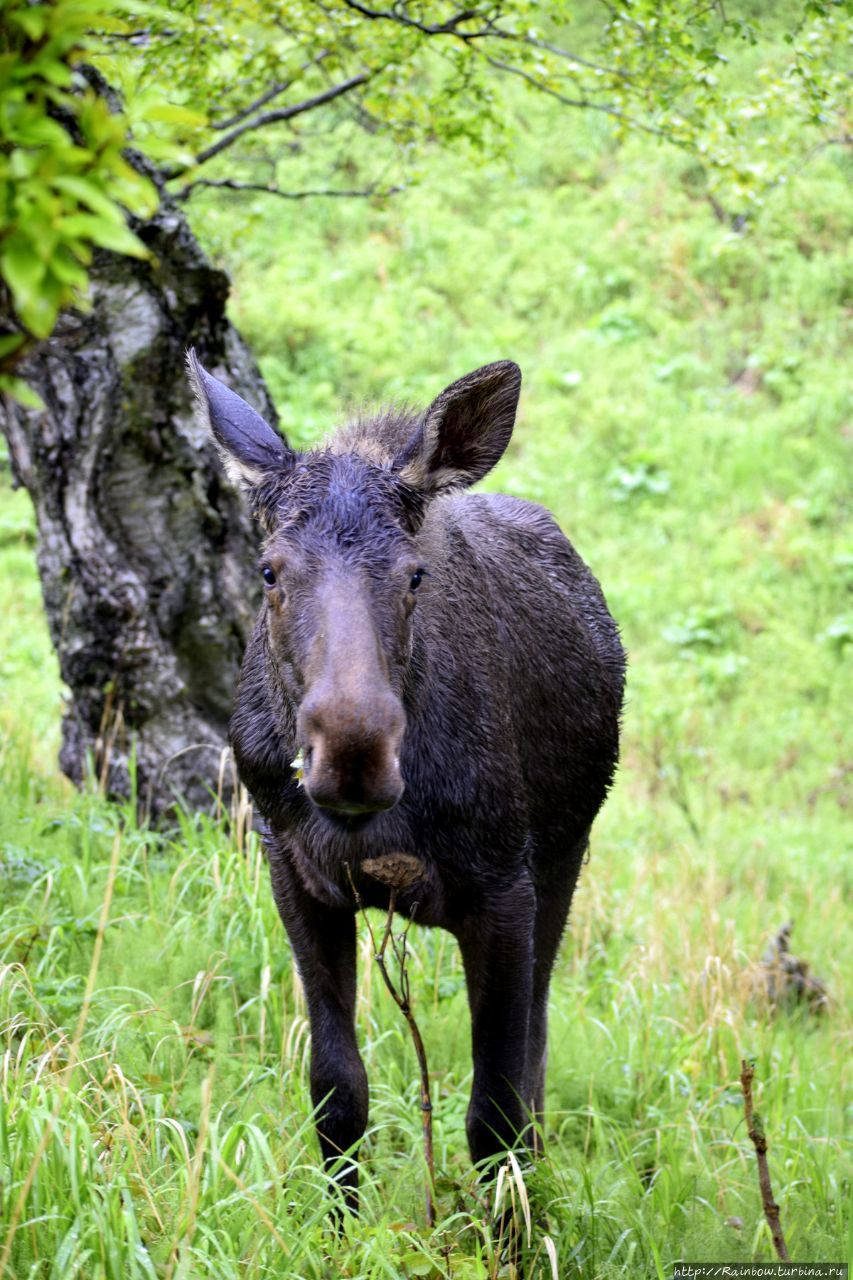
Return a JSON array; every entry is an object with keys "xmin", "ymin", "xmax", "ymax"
[
  {"xmin": 0, "ymin": 774, "xmax": 848, "ymax": 1278},
  {"xmin": 1, "ymin": 43, "xmax": 851, "ymax": 1280}
]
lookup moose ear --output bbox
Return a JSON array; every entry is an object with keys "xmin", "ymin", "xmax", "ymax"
[
  {"xmin": 186, "ymin": 349, "xmax": 292, "ymax": 489},
  {"xmin": 394, "ymin": 361, "xmax": 521, "ymax": 491}
]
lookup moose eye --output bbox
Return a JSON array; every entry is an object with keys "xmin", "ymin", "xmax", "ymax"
[
  {"xmin": 409, "ymin": 569, "xmax": 424, "ymax": 592},
  {"xmin": 262, "ymin": 566, "xmax": 277, "ymax": 588}
]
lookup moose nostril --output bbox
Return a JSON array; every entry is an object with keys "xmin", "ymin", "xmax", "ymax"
[
  {"xmin": 310, "ymin": 767, "xmax": 405, "ymax": 814},
  {"xmin": 300, "ymin": 730, "xmax": 404, "ymax": 816}
]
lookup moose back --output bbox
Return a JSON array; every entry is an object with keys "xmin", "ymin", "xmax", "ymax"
[{"xmin": 188, "ymin": 353, "xmax": 626, "ymax": 1206}]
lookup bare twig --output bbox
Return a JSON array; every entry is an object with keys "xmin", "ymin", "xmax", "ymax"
[
  {"xmin": 740, "ymin": 1060, "xmax": 791, "ymax": 1262},
  {"xmin": 346, "ymin": 863, "xmax": 435, "ymax": 1227}
]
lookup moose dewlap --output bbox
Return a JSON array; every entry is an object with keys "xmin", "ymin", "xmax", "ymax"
[{"xmin": 188, "ymin": 351, "xmax": 626, "ymax": 1208}]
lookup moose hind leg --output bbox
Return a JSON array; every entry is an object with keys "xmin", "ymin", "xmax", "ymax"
[
  {"xmin": 269, "ymin": 855, "xmax": 368, "ymax": 1212},
  {"xmin": 457, "ymin": 875, "xmax": 536, "ymax": 1168}
]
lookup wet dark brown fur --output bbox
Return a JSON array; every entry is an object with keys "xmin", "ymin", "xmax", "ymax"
[{"xmin": 187, "ymin": 353, "xmax": 626, "ymax": 1209}]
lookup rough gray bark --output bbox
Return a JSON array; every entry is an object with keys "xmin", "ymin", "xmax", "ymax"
[{"xmin": 0, "ymin": 188, "xmax": 270, "ymax": 815}]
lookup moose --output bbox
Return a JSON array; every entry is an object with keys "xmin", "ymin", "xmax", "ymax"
[{"xmin": 188, "ymin": 352, "xmax": 625, "ymax": 1207}]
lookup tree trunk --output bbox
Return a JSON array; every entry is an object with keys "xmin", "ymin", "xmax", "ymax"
[{"xmin": 0, "ymin": 181, "xmax": 270, "ymax": 816}]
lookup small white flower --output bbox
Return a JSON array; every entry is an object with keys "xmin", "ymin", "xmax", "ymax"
[{"xmin": 291, "ymin": 750, "xmax": 305, "ymax": 785}]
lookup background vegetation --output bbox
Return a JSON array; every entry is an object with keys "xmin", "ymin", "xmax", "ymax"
[{"xmin": 0, "ymin": 4, "xmax": 851, "ymax": 1277}]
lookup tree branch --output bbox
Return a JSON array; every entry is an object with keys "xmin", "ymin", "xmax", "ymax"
[
  {"xmin": 481, "ymin": 54, "xmax": 672, "ymax": 141},
  {"xmin": 169, "ymin": 72, "xmax": 372, "ymax": 177},
  {"xmin": 175, "ymin": 178, "xmax": 403, "ymax": 202},
  {"xmin": 340, "ymin": 0, "xmax": 631, "ymax": 81},
  {"xmin": 489, "ymin": 27, "xmax": 633, "ymax": 82},
  {"xmin": 765, "ymin": 132, "xmax": 852, "ymax": 193},
  {"xmin": 98, "ymin": 27, "xmax": 176, "ymax": 43},
  {"xmin": 340, "ymin": 0, "xmax": 488, "ymax": 39},
  {"xmin": 211, "ymin": 52, "xmax": 333, "ymax": 131}
]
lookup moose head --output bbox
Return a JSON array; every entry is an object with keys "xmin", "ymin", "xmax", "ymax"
[{"xmin": 188, "ymin": 351, "xmax": 521, "ymax": 823}]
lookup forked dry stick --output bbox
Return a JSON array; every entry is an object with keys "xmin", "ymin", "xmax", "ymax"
[
  {"xmin": 740, "ymin": 1059, "xmax": 791, "ymax": 1261},
  {"xmin": 347, "ymin": 857, "xmax": 436, "ymax": 1228}
]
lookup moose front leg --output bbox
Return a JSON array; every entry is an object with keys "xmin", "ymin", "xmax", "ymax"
[
  {"xmin": 527, "ymin": 837, "xmax": 588, "ymax": 1151},
  {"xmin": 457, "ymin": 876, "xmax": 537, "ymax": 1167},
  {"xmin": 269, "ymin": 855, "xmax": 368, "ymax": 1212},
  {"xmin": 527, "ymin": 866, "xmax": 580, "ymax": 1152}
]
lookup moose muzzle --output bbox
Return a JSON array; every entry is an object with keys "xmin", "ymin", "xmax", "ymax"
[
  {"xmin": 294, "ymin": 570, "xmax": 407, "ymax": 817},
  {"xmin": 298, "ymin": 688, "xmax": 406, "ymax": 816}
]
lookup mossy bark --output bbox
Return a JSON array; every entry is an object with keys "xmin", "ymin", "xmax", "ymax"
[{"xmin": 0, "ymin": 183, "xmax": 269, "ymax": 815}]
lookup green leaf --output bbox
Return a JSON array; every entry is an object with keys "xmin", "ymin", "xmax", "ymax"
[
  {"xmin": 52, "ymin": 175, "xmax": 127, "ymax": 222},
  {"xmin": 0, "ymin": 333, "xmax": 26, "ymax": 360},
  {"xmin": 48, "ymin": 247, "xmax": 89, "ymax": 289},
  {"xmin": 141, "ymin": 103, "xmax": 209, "ymax": 127},
  {"xmin": 7, "ymin": 116, "xmax": 68, "ymax": 147},
  {"xmin": 58, "ymin": 214, "xmax": 149, "ymax": 258},
  {"xmin": 36, "ymin": 58, "xmax": 75, "ymax": 88},
  {"xmin": 0, "ymin": 374, "xmax": 43, "ymax": 409},
  {"xmin": 8, "ymin": 7, "xmax": 48, "ymax": 39},
  {"xmin": 1, "ymin": 235, "xmax": 47, "ymax": 319}
]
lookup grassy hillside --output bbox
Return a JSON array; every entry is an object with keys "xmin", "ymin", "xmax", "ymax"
[{"xmin": 1, "ymin": 58, "xmax": 851, "ymax": 1280}]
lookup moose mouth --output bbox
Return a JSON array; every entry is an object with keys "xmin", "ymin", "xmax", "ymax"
[
  {"xmin": 309, "ymin": 787, "xmax": 403, "ymax": 826},
  {"xmin": 316, "ymin": 807, "xmax": 382, "ymax": 834}
]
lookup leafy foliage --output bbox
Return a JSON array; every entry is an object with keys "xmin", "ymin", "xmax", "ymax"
[
  {"xmin": 1, "ymin": 0, "xmax": 851, "ymax": 396},
  {"xmin": 106, "ymin": 0, "xmax": 853, "ymax": 213},
  {"xmin": 0, "ymin": 0, "xmax": 158, "ymax": 397}
]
